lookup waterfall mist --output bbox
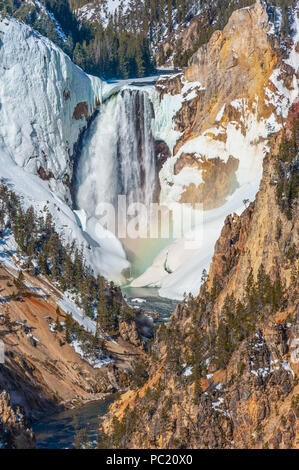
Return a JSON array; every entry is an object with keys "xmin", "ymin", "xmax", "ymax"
[
  {"xmin": 75, "ymin": 87, "xmax": 163, "ymax": 277},
  {"xmin": 76, "ymin": 88, "xmax": 158, "ymax": 214}
]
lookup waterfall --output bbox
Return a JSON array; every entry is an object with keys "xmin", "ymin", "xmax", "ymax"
[
  {"xmin": 76, "ymin": 88, "xmax": 157, "ymax": 218},
  {"xmin": 116, "ymin": 89, "xmax": 157, "ymax": 208}
]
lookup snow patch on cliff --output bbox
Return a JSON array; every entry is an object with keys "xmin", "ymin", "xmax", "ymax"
[
  {"xmin": 0, "ymin": 146, "xmax": 129, "ymax": 283},
  {"xmin": 76, "ymin": 0, "xmax": 131, "ymax": 27},
  {"xmin": 158, "ymin": 98, "xmax": 268, "ymax": 207},
  {"xmin": 133, "ymin": 81, "xmax": 297, "ymax": 299},
  {"xmin": 0, "ymin": 18, "xmax": 129, "ymax": 283},
  {"xmin": 0, "ymin": 18, "xmax": 108, "ymax": 200},
  {"xmin": 148, "ymin": 77, "xmax": 204, "ymax": 153}
]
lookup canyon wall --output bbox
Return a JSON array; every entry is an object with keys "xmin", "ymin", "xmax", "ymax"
[
  {"xmin": 132, "ymin": 0, "xmax": 298, "ymax": 300},
  {"xmin": 99, "ymin": 0, "xmax": 299, "ymax": 449},
  {"xmin": 100, "ymin": 102, "xmax": 299, "ymax": 450}
]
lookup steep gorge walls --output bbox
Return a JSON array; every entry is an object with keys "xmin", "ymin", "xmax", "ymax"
[
  {"xmin": 100, "ymin": 102, "xmax": 299, "ymax": 452},
  {"xmin": 131, "ymin": 0, "xmax": 298, "ymax": 299},
  {"xmin": 157, "ymin": 0, "xmax": 298, "ymax": 208}
]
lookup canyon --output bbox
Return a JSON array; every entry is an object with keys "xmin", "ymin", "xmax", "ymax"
[{"xmin": 0, "ymin": 0, "xmax": 298, "ymax": 449}]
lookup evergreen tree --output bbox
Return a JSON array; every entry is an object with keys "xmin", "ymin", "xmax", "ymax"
[
  {"xmin": 65, "ymin": 313, "xmax": 74, "ymax": 344},
  {"xmin": 55, "ymin": 307, "xmax": 63, "ymax": 332},
  {"xmin": 13, "ymin": 270, "xmax": 26, "ymax": 297}
]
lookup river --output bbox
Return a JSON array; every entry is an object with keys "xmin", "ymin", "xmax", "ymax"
[
  {"xmin": 33, "ymin": 289, "xmax": 178, "ymax": 449},
  {"xmin": 33, "ymin": 396, "xmax": 115, "ymax": 449},
  {"xmin": 121, "ymin": 286, "xmax": 178, "ymax": 323}
]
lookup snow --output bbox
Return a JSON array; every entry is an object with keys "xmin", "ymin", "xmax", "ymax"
[
  {"xmin": 71, "ymin": 340, "xmax": 112, "ymax": 369},
  {"xmin": 281, "ymin": 361, "xmax": 295, "ymax": 379},
  {"xmin": 159, "ymin": 164, "xmax": 203, "ymax": 204},
  {"xmin": 269, "ymin": 69, "xmax": 299, "ymax": 118},
  {"xmin": 132, "ymin": 153, "xmax": 265, "ymax": 300},
  {"xmin": 27, "ymin": 333, "xmax": 39, "ymax": 343},
  {"xmin": 0, "ymin": 18, "xmax": 130, "ymax": 283},
  {"xmin": 181, "ymin": 80, "xmax": 205, "ymax": 99},
  {"xmin": 212, "ymin": 397, "xmax": 224, "ymax": 407},
  {"xmin": 183, "ymin": 366, "xmax": 193, "ymax": 377},
  {"xmin": 32, "ymin": 0, "xmax": 67, "ymax": 41},
  {"xmin": 73, "ymin": 209, "xmax": 87, "ymax": 232},
  {"xmin": 57, "ymin": 292, "xmax": 97, "ymax": 335},
  {"xmin": 153, "ymin": 211, "xmax": 232, "ymax": 297},
  {"xmin": 215, "ymin": 104, "xmax": 226, "ymax": 122},
  {"xmin": 0, "ymin": 146, "xmax": 129, "ymax": 283},
  {"xmin": 149, "ymin": 86, "xmax": 184, "ymax": 153},
  {"xmin": 160, "ymin": 96, "xmax": 270, "ymax": 202},
  {"xmin": 131, "ymin": 298, "xmax": 147, "ymax": 304},
  {"xmin": 76, "ymin": 0, "xmax": 131, "ymax": 27},
  {"xmin": 0, "ymin": 229, "xmax": 19, "ymax": 271},
  {"xmin": 148, "ymin": 77, "xmax": 204, "ymax": 154},
  {"xmin": 211, "ymin": 396, "xmax": 230, "ymax": 418},
  {"xmin": 0, "ymin": 18, "xmax": 114, "ymax": 200},
  {"xmin": 0, "ymin": 20, "xmax": 96, "ymax": 190},
  {"xmin": 250, "ymin": 359, "xmax": 295, "ymax": 379},
  {"xmin": 105, "ymin": 0, "xmax": 131, "ymax": 16},
  {"xmin": 284, "ymin": 3, "xmax": 299, "ymax": 71}
]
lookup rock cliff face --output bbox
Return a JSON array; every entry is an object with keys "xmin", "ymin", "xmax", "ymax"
[
  {"xmin": 157, "ymin": 0, "xmax": 298, "ymax": 207},
  {"xmin": 0, "ymin": 262, "xmax": 145, "ymax": 429},
  {"xmin": 131, "ymin": 0, "xmax": 298, "ymax": 300},
  {"xmin": 100, "ymin": 103, "xmax": 299, "ymax": 450},
  {"xmin": 0, "ymin": 391, "xmax": 35, "ymax": 449},
  {"xmin": 185, "ymin": 0, "xmax": 276, "ymax": 132}
]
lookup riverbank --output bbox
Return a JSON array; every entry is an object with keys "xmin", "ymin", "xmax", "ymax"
[
  {"xmin": 121, "ymin": 287, "xmax": 178, "ymax": 324},
  {"xmin": 32, "ymin": 289, "xmax": 178, "ymax": 448},
  {"xmin": 33, "ymin": 396, "xmax": 116, "ymax": 449}
]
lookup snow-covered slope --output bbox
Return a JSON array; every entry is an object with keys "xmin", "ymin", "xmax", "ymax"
[
  {"xmin": 0, "ymin": 145, "xmax": 129, "ymax": 282},
  {"xmin": 0, "ymin": 17, "xmax": 105, "ymax": 200},
  {"xmin": 76, "ymin": 0, "xmax": 132, "ymax": 27},
  {"xmin": 131, "ymin": 0, "xmax": 299, "ymax": 299},
  {"xmin": 0, "ymin": 18, "xmax": 129, "ymax": 282}
]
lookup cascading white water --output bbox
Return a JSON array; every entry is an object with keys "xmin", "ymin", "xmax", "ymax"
[
  {"xmin": 76, "ymin": 88, "xmax": 157, "ymax": 217},
  {"xmin": 116, "ymin": 89, "xmax": 157, "ymax": 208}
]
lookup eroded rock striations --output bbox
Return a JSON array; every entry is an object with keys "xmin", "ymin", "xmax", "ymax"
[
  {"xmin": 100, "ymin": 102, "xmax": 298, "ymax": 450},
  {"xmin": 156, "ymin": 0, "xmax": 298, "ymax": 210},
  {"xmin": 99, "ymin": 0, "xmax": 299, "ymax": 448},
  {"xmin": 0, "ymin": 391, "xmax": 35, "ymax": 449}
]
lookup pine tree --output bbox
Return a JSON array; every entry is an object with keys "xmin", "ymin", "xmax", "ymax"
[
  {"xmin": 13, "ymin": 270, "xmax": 26, "ymax": 297},
  {"xmin": 192, "ymin": 365, "xmax": 202, "ymax": 405},
  {"xmin": 65, "ymin": 313, "xmax": 73, "ymax": 344},
  {"xmin": 55, "ymin": 307, "xmax": 63, "ymax": 332},
  {"xmin": 73, "ymin": 416, "xmax": 91, "ymax": 449}
]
